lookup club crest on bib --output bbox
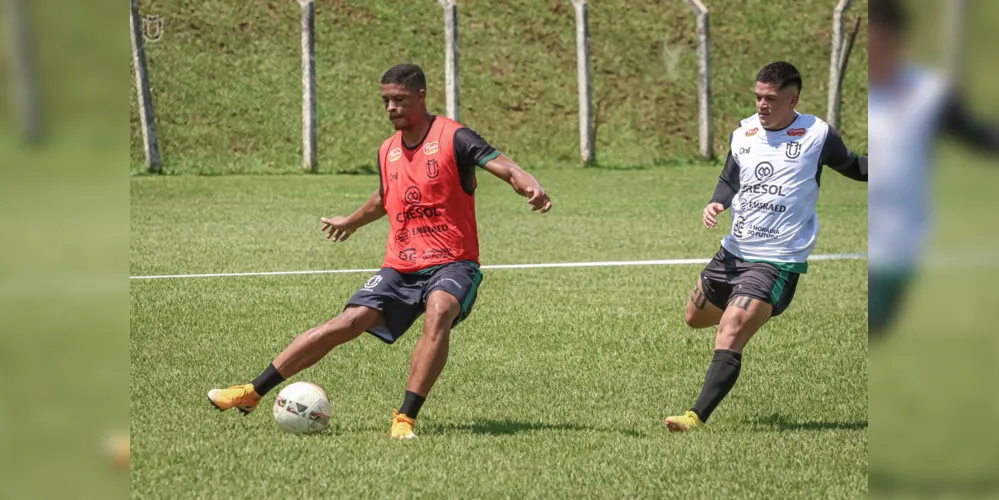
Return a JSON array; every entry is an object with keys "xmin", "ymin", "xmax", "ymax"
[
  {"xmin": 426, "ymin": 159, "xmax": 440, "ymax": 179},
  {"xmin": 785, "ymin": 141, "xmax": 801, "ymax": 159}
]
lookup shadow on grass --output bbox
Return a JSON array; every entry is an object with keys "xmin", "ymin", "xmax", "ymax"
[
  {"xmin": 745, "ymin": 413, "xmax": 868, "ymax": 432},
  {"xmin": 336, "ymin": 419, "xmax": 644, "ymax": 437},
  {"xmin": 428, "ymin": 419, "xmax": 644, "ymax": 437}
]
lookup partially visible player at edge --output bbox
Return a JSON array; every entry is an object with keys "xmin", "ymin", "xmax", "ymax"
[
  {"xmin": 664, "ymin": 61, "xmax": 868, "ymax": 432},
  {"xmin": 867, "ymin": 0, "xmax": 999, "ymax": 338},
  {"xmin": 208, "ymin": 64, "xmax": 552, "ymax": 439}
]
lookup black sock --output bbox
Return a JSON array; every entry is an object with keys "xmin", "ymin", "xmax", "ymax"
[
  {"xmin": 250, "ymin": 364, "xmax": 286, "ymax": 396},
  {"xmin": 690, "ymin": 349, "xmax": 743, "ymax": 422},
  {"xmin": 399, "ymin": 391, "xmax": 426, "ymax": 419}
]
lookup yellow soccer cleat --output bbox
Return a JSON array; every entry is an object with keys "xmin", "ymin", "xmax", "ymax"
[
  {"xmin": 104, "ymin": 432, "xmax": 130, "ymax": 469},
  {"xmin": 665, "ymin": 410, "xmax": 705, "ymax": 432},
  {"xmin": 207, "ymin": 384, "xmax": 261, "ymax": 415},
  {"xmin": 390, "ymin": 410, "xmax": 417, "ymax": 439}
]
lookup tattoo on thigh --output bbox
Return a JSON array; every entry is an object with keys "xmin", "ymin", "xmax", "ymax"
[
  {"xmin": 729, "ymin": 296, "xmax": 752, "ymax": 310},
  {"xmin": 690, "ymin": 286, "xmax": 707, "ymax": 309}
]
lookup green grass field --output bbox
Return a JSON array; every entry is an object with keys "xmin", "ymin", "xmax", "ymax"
[{"xmin": 130, "ymin": 167, "xmax": 868, "ymax": 498}]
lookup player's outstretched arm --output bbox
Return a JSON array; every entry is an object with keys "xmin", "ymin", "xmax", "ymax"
[
  {"xmin": 320, "ymin": 188, "xmax": 387, "ymax": 242},
  {"xmin": 482, "ymin": 155, "xmax": 552, "ymax": 213},
  {"xmin": 940, "ymin": 93, "xmax": 999, "ymax": 154},
  {"xmin": 822, "ymin": 127, "xmax": 868, "ymax": 182}
]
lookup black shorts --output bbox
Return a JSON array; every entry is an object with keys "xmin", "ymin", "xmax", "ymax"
[
  {"xmin": 868, "ymin": 266, "xmax": 914, "ymax": 333},
  {"xmin": 345, "ymin": 260, "xmax": 484, "ymax": 344},
  {"xmin": 699, "ymin": 247, "xmax": 801, "ymax": 317}
]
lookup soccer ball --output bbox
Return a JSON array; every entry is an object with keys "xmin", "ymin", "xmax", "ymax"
[{"xmin": 272, "ymin": 382, "xmax": 332, "ymax": 434}]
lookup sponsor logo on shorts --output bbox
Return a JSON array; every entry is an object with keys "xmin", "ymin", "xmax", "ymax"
[
  {"xmin": 754, "ymin": 161, "xmax": 774, "ymax": 181},
  {"xmin": 740, "ymin": 183, "xmax": 786, "ymax": 196},
  {"xmin": 389, "ymin": 148, "xmax": 402, "ymax": 162},
  {"xmin": 396, "ymin": 206, "xmax": 442, "ymax": 223},
  {"xmin": 785, "ymin": 141, "xmax": 801, "ymax": 160},
  {"xmin": 745, "ymin": 127, "xmax": 759, "ymax": 137},
  {"xmin": 739, "ymin": 147, "xmax": 751, "ymax": 155},
  {"xmin": 423, "ymin": 141, "xmax": 439, "ymax": 155},
  {"xmin": 742, "ymin": 200, "xmax": 787, "ymax": 213},
  {"xmin": 362, "ymin": 275, "xmax": 383, "ymax": 290},
  {"xmin": 404, "ymin": 186, "xmax": 423, "ymax": 205},
  {"xmin": 395, "ymin": 228, "xmax": 411, "ymax": 244},
  {"xmin": 432, "ymin": 277, "xmax": 463, "ymax": 290},
  {"xmin": 411, "ymin": 224, "xmax": 449, "ymax": 236},
  {"xmin": 787, "ymin": 128, "xmax": 806, "ymax": 137},
  {"xmin": 426, "ymin": 159, "xmax": 440, "ymax": 179}
]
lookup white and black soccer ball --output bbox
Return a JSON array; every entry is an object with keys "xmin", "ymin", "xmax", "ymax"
[{"xmin": 272, "ymin": 382, "xmax": 332, "ymax": 434}]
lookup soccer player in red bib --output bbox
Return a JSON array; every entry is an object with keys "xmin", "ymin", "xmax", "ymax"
[{"xmin": 208, "ymin": 64, "xmax": 552, "ymax": 438}]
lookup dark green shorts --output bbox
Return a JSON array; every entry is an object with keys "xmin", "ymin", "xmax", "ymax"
[{"xmin": 700, "ymin": 247, "xmax": 801, "ymax": 316}]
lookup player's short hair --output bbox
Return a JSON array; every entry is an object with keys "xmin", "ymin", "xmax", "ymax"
[
  {"xmin": 756, "ymin": 61, "xmax": 802, "ymax": 94},
  {"xmin": 381, "ymin": 64, "xmax": 427, "ymax": 92},
  {"xmin": 869, "ymin": 0, "xmax": 908, "ymax": 35}
]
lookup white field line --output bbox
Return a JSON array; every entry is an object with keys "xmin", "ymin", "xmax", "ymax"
[{"xmin": 129, "ymin": 253, "xmax": 868, "ymax": 280}]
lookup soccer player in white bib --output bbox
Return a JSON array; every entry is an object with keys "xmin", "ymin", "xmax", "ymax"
[
  {"xmin": 867, "ymin": 0, "xmax": 999, "ymax": 338},
  {"xmin": 664, "ymin": 61, "xmax": 868, "ymax": 432}
]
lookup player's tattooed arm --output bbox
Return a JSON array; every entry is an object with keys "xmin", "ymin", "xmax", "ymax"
[
  {"xmin": 821, "ymin": 127, "xmax": 867, "ymax": 182},
  {"xmin": 482, "ymin": 155, "xmax": 553, "ymax": 213}
]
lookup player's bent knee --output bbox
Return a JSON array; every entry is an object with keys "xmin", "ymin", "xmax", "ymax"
[
  {"xmin": 685, "ymin": 302, "xmax": 720, "ymax": 329},
  {"xmin": 425, "ymin": 293, "xmax": 460, "ymax": 327},
  {"xmin": 685, "ymin": 310, "xmax": 716, "ymax": 329},
  {"xmin": 715, "ymin": 302, "xmax": 769, "ymax": 350},
  {"xmin": 684, "ymin": 315, "xmax": 704, "ymax": 329},
  {"xmin": 685, "ymin": 282, "xmax": 721, "ymax": 329}
]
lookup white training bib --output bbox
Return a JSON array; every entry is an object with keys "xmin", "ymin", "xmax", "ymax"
[
  {"xmin": 868, "ymin": 66, "xmax": 951, "ymax": 269},
  {"xmin": 722, "ymin": 112, "xmax": 830, "ymax": 268}
]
